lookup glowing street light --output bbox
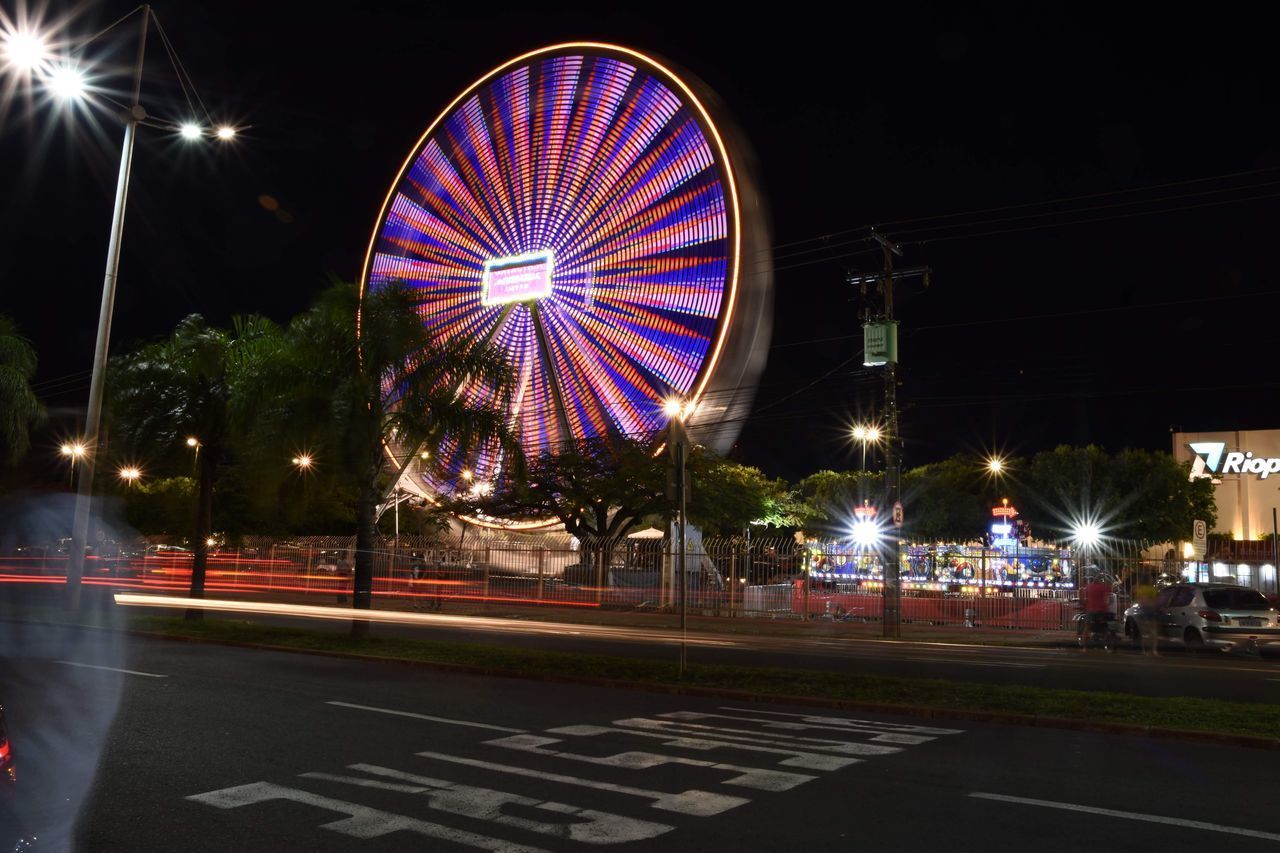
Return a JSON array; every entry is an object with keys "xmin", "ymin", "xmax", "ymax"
[
  {"xmin": 46, "ymin": 63, "xmax": 86, "ymax": 99},
  {"xmin": 215, "ymin": 125, "xmax": 236, "ymax": 140},
  {"xmin": 292, "ymin": 453, "xmax": 312, "ymax": 470},
  {"xmin": 60, "ymin": 441, "xmax": 87, "ymax": 488},
  {"xmin": 851, "ymin": 518, "xmax": 881, "ymax": 549},
  {"xmin": 60, "ymin": 441, "xmax": 87, "ymax": 459},
  {"xmin": 117, "ymin": 465, "xmax": 142, "ymax": 484},
  {"xmin": 185, "ymin": 436, "xmax": 199, "ymax": 447},
  {"xmin": 987, "ymin": 456, "xmax": 1005, "ymax": 475},
  {"xmin": 179, "ymin": 121, "xmax": 202, "ymax": 140},
  {"xmin": 1, "ymin": 29, "xmax": 48, "ymax": 71},
  {"xmin": 1072, "ymin": 521, "xmax": 1101, "ymax": 549},
  {"xmin": 460, "ymin": 468, "xmax": 474, "ymax": 481}
]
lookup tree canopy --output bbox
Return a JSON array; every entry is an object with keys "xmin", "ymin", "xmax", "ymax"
[{"xmin": 0, "ymin": 314, "xmax": 46, "ymax": 464}]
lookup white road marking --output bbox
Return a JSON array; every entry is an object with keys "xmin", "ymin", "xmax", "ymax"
[
  {"xmin": 484, "ymin": 734, "xmax": 816, "ymax": 792},
  {"xmin": 187, "ymin": 781, "xmax": 549, "ymax": 851},
  {"xmin": 302, "ymin": 764, "xmax": 673, "ymax": 844},
  {"xmin": 720, "ymin": 707, "xmax": 964, "ymax": 735},
  {"xmin": 326, "ymin": 701, "xmax": 526, "ymax": 733},
  {"xmin": 415, "ymin": 750, "xmax": 749, "ymax": 816},
  {"xmin": 548, "ymin": 724, "xmax": 859, "ymax": 771},
  {"xmin": 901, "ymin": 656, "xmax": 1045, "ymax": 669},
  {"xmin": 54, "ymin": 660, "xmax": 167, "ymax": 678},
  {"xmin": 660, "ymin": 711, "xmax": 936, "ymax": 745},
  {"xmin": 613, "ymin": 717, "xmax": 902, "ymax": 757},
  {"xmin": 970, "ymin": 793, "xmax": 1280, "ymax": 842}
]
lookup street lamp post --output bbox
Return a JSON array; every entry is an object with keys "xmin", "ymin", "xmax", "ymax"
[
  {"xmin": 65, "ymin": 8, "xmax": 151, "ymax": 610},
  {"xmin": 7, "ymin": 8, "xmax": 240, "ymax": 610},
  {"xmin": 665, "ymin": 397, "xmax": 691, "ymax": 676}
]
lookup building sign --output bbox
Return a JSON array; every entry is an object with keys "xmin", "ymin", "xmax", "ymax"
[
  {"xmin": 1188, "ymin": 441, "xmax": 1280, "ymax": 481},
  {"xmin": 862, "ymin": 321, "xmax": 899, "ymax": 366},
  {"xmin": 481, "ymin": 250, "xmax": 555, "ymax": 306}
]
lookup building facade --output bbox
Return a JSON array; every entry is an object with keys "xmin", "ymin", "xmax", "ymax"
[{"xmin": 1173, "ymin": 428, "xmax": 1280, "ymax": 541}]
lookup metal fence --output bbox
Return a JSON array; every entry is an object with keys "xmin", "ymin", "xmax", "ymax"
[{"xmin": 1, "ymin": 533, "xmax": 1116, "ymax": 630}]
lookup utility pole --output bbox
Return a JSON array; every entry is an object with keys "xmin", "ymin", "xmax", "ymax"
[{"xmin": 849, "ymin": 230, "xmax": 930, "ymax": 639}]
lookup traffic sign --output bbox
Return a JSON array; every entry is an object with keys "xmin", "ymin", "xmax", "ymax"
[
  {"xmin": 892, "ymin": 501, "xmax": 904, "ymax": 528},
  {"xmin": 1191, "ymin": 518, "xmax": 1207, "ymax": 558}
]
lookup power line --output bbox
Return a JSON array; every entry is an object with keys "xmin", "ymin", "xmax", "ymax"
[{"xmin": 769, "ymin": 165, "xmax": 1280, "ymax": 254}]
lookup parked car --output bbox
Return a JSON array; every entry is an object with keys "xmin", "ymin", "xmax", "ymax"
[{"xmin": 1123, "ymin": 583, "xmax": 1280, "ymax": 651}]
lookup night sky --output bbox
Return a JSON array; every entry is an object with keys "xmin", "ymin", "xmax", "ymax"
[{"xmin": 4, "ymin": 1, "xmax": 1278, "ymax": 483}]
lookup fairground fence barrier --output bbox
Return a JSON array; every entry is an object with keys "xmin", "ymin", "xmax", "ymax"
[{"xmin": 5, "ymin": 534, "xmax": 1232, "ymax": 630}]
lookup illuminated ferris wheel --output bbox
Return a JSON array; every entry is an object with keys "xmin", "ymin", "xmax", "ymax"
[{"xmin": 361, "ymin": 43, "xmax": 772, "ymax": 525}]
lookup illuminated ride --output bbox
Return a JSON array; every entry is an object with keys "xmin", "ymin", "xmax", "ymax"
[{"xmin": 361, "ymin": 43, "xmax": 772, "ymax": 527}]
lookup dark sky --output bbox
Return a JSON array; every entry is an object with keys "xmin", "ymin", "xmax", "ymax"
[{"xmin": 4, "ymin": 1, "xmax": 1278, "ymax": 483}]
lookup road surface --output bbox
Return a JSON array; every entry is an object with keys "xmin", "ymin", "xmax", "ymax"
[{"xmin": 2, "ymin": 621, "xmax": 1279, "ymax": 851}]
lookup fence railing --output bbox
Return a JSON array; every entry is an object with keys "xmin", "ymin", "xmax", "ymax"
[{"xmin": 10, "ymin": 534, "xmax": 1271, "ymax": 626}]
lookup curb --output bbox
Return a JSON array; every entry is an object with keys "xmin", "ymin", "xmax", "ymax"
[{"xmin": 126, "ymin": 628, "xmax": 1280, "ymax": 752}]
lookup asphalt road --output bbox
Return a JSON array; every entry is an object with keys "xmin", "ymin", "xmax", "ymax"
[
  {"xmin": 112, "ymin": 593, "xmax": 1280, "ymax": 703},
  {"xmin": 3, "ymin": 622, "xmax": 1280, "ymax": 852}
]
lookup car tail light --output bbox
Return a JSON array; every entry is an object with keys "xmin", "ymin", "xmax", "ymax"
[
  {"xmin": 1197, "ymin": 609, "xmax": 1222, "ymax": 622},
  {"xmin": 0, "ymin": 735, "xmax": 12, "ymax": 782}
]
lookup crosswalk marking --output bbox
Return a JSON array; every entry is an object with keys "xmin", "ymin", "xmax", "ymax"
[
  {"xmin": 187, "ymin": 781, "xmax": 549, "ymax": 852},
  {"xmin": 415, "ymin": 750, "xmax": 751, "ymax": 816},
  {"xmin": 717, "ymin": 707, "xmax": 964, "ymax": 736},
  {"xmin": 547, "ymin": 724, "xmax": 860, "ymax": 771},
  {"xmin": 483, "ymin": 733, "xmax": 817, "ymax": 792},
  {"xmin": 188, "ymin": 703, "xmax": 964, "ymax": 847},
  {"xmin": 301, "ymin": 764, "xmax": 674, "ymax": 844},
  {"xmin": 613, "ymin": 717, "xmax": 903, "ymax": 757},
  {"xmin": 666, "ymin": 710, "xmax": 939, "ymax": 744}
]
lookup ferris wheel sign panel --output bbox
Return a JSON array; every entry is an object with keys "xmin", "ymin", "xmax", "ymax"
[
  {"xmin": 481, "ymin": 250, "xmax": 555, "ymax": 306},
  {"xmin": 360, "ymin": 43, "xmax": 773, "ymax": 525}
]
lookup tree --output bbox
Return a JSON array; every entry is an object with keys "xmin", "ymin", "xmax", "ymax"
[
  {"xmin": 110, "ymin": 314, "xmax": 282, "ymax": 614},
  {"xmin": 901, "ymin": 455, "xmax": 1004, "ymax": 542},
  {"xmin": 1021, "ymin": 445, "xmax": 1215, "ymax": 546},
  {"xmin": 476, "ymin": 435, "xmax": 669, "ymax": 541},
  {"xmin": 272, "ymin": 279, "xmax": 516, "ymax": 634},
  {"xmin": 796, "ymin": 469, "xmax": 881, "ymax": 535},
  {"xmin": 687, "ymin": 455, "xmax": 805, "ymax": 535},
  {"xmin": 0, "ymin": 314, "xmax": 46, "ymax": 464}
]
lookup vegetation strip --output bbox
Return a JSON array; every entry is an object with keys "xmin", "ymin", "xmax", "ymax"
[{"xmin": 124, "ymin": 614, "xmax": 1280, "ymax": 747}]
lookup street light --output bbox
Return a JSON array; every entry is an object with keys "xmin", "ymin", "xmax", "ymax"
[
  {"xmin": 292, "ymin": 453, "xmax": 312, "ymax": 470},
  {"xmin": 1071, "ymin": 520, "xmax": 1102, "ymax": 589},
  {"xmin": 851, "ymin": 422, "xmax": 882, "ymax": 503},
  {"xmin": 60, "ymin": 441, "xmax": 87, "ymax": 487},
  {"xmin": 1, "ymin": 29, "xmax": 48, "ymax": 71},
  {"xmin": 987, "ymin": 456, "xmax": 1005, "ymax": 475},
  {"xmin": 179, "ymin": 121, "xmax": 202, "ymax": 139},
  {"xmin": 851, "ymin": 518, "xmax": 881, "ymax": 548},
  {"xmin": 117, "ymin": 465, "xmax": 142, "ymax": 485},
  {"xmin": 5, "ymin": 8, "xmax": 241, "ymax": 610},
  {"xmin": 663, "ymin": 395, "xmax": 693, "ymax": 673},
  {"xmin": 46, "ymin": 63, "xmax": 85, "ymax": 99}
]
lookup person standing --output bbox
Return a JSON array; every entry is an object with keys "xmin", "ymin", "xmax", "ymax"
[{"xmin": 1134, "ymin": 582, "xmax": 1160, "ymax": 655}]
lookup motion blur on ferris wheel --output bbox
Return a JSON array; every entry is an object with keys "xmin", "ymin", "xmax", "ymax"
[{"xmin": 361, "ymin": 43, "xmax": 773, "ymax": 528}]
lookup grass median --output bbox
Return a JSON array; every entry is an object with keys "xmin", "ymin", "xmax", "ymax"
[{"xmin": 124, "ymin": 613, "xmax": 1280, "ymax": 744}]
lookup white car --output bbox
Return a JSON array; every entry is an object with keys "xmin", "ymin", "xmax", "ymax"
[{"xmin": 1123, "ymin": 583, "xmax": 1280, "ymax": 652}]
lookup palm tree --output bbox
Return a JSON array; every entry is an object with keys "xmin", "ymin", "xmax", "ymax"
[
  {"xmin": 0, "ymin": 314, "xmax": 46, "ymax": 464},
  {"xmin": 110, "ymin": 314, "xmax": 282, "ymax": 615},
  {"xmin": 277, "ymin": 279, "xmax": 517, "ymax": 635}
]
